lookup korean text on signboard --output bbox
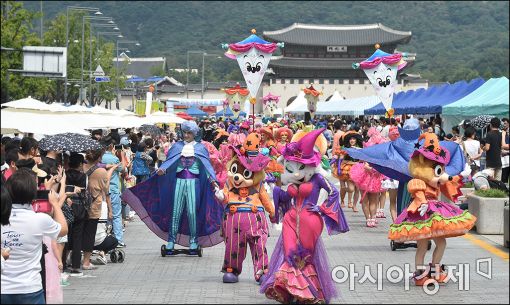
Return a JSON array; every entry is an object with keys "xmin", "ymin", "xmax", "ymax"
[{"xmin": 327, "ymin": 46, "xmax": 347, "ymax": 53}]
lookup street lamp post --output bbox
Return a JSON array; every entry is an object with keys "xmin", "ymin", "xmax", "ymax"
[
  {"xmin": 65, "ymin": 6, "xmax": 101, "ymax": 104},
  {"xmin": 89, "ymin": 23, "xmax": 118, "ymax": 106},
  {"xmin": 186, "ymin": 50, "xmax": 205, "ymax": 99},
  {"xmin": 81, "ymin": 16, "xmax": 113, "ymax": 105},
  {"xmin": 201, "ymin": 53, "xmax": 223, "ymax": 100},
  {"xmin": 96, "ymin": 31, "xmax": 122, "ymax": 107},
  {"xmin": 115, "ymin": 40, "xmax": 140, "ymax": 110}
]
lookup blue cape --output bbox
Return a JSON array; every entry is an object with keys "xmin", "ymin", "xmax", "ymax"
[
  {"xmin": 345, "ymin": 130, "xmax": 466, "ymax": 183},
  {"xmin": 122, "ymin": 141, "xmax": 223, "ymax": 247}
]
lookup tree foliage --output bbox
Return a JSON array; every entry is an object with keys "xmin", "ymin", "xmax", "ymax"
[
  {"xmin": 10, "ymin": 0, "xmax": 510, "ymax": 97},
  {"xmin": 1, "ymin": 1, "xmax": 130, "ymax": 105}
]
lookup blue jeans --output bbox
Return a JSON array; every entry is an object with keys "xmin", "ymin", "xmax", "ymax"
[
  {"xmin": 1, "ymin": 289, "xmax": 45, "ymax": 304},
  {"xmin": 110, "ymin": 192, "xmax": 124, "ymax": 243}
]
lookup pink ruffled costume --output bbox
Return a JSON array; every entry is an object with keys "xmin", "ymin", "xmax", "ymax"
[{"xmin": 350, "ymin": 128, "xmax": 387, "ymax": 194}]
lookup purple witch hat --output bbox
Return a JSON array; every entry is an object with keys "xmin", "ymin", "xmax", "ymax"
[{"xmin": 281, "ymin": 128, "xmax": 325, "ymax": 167}]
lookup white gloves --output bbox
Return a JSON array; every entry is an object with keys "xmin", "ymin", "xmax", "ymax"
[
  {"xmin": 418, "ymin": 204, "xmax": 428, "ymax": 217},
  {"xmin": 214, "ymin": 187, "xmax": 225, "ymax": 201},
  {"xmin": 460, "ymin": 163, "xmax": 472, "ymax": 178}
]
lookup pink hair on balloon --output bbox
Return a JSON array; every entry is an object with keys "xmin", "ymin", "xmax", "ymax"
[
  {"xmin": 228, "ymin": 42, "xmax": 278, "ymax": 54},
  {"xmin": 359, "ymin": 53, "xmax": 406, "ymax": 70}
]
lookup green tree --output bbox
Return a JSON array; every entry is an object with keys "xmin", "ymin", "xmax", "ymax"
[{"xmin": 1, "ymin": 1, "xmax": 50, "ymax": 103}]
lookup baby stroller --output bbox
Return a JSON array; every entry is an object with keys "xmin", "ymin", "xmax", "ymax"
[{"xmin": 92, "ymin": 202, "xmax": 125, "ymax": 264}]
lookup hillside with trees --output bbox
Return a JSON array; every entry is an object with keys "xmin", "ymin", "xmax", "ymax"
[{"xmin": 5, "ymin": 1, "xmax": 509, "ymax": 102}]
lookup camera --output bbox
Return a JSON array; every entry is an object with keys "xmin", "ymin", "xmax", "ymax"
[
  {"xmin": 114, "ymin": 144, "xmax": 122, "ymax": 150},
  {"xmin": 65, "ymin": 185, "xmax": 75, "ymax": 193}
]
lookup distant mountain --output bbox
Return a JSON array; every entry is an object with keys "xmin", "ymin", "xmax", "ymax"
[{"xmin": 23, "ymin": 1, "xmax": 509, "ymax": 82}]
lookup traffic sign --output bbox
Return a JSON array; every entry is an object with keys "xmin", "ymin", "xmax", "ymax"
[
  {"xmin": 93, "ymin": 65, "xmax": 105, "ymax": 76},
  {"xmin": 95, "ymin": 76, "xmax": 110, "ymax": 82}
]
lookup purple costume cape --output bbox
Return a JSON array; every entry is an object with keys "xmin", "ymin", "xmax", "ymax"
[
  {"xmin": 121, "ymin": 141, "xmax": 223, "ymax": 247},
  {"xmin": 261, "ymin": 174, "xmax": 349, "ymax": 303}
]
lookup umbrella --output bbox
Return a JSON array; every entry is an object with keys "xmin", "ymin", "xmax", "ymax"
[
  {"xmin": 144, "ymin": 111, "xmax": 185, "ymax": 124},
  {"xmin": 470, "ymin": 115, "xmax": 495, "ymax": 130},
  {"xmin": 186, "ymin": 106, "xmax": 207, "ymax": 117},
  {"xmin": 39, "ymin": 133, "xmax": 102, "ymax": 152},
  {"xmin": 138, "ymin": 124, "xmax": 162, "ymax": 136},
  {"xmin": 176, "ymin": 112, "xmax": 193, "ymax": 120},
  {"xmin": 215, "ymin": 107, "xmax": 246, "ymax": 118},
  {"xmin": 2, "ymin": 96, "xmax": 51, "ymax": 110}
]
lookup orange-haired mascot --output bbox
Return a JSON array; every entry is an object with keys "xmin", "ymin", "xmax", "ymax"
[
  {"xmin": 215, "ymin": 133, "xmax": 275, "ymax": 284},
  {"xmin": 389, "ymin": 133, "xmax": 476, "ymax": 286}
]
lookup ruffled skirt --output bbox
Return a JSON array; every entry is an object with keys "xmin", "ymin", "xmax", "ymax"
[
  {"xmin": 260, "ymin": 236, "xmax": 337, "ymax": 304},
  {"xmin": 388, "ymin": 200, "xmax": 476, "ymax": 242},
  {"xmin": 338, "ymin": 161, "xmax": 355, "ymax": 181},
  {"xmin": 349, "ymin": 162, "xmax": 383, "ymax": 193}
]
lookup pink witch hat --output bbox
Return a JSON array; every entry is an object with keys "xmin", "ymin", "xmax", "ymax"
[{"xmin": 281, "ymin": 128, "xmax": 325, "ymax": 167}]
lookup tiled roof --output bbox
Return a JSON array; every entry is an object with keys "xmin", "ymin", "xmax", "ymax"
[
  {"xmin": 263, "ymin": 23, "xmax": 411, "ymax": 46},
  {"xmin": 269, "ymin": 56, "xmax": 365, "ymax": 69}
]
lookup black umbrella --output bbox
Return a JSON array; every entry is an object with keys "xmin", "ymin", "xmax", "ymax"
[
  {"xmin": 138, "ymin": 124, "xmax": 162, "ymax": 137},
  {"xmin": 39, "ymin": 133, "xmax": 102, "ymax": 152},
  {"xmin": 470, "ymin": 115, "xmax": 495, "ymax": 130}
]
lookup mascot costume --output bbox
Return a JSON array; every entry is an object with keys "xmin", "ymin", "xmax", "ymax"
[
  {"xmin": 260, "ymin": 128, "xmax": 349, "ymax": 304},
  {"xmin": 215, "ymin": 133, "xmax": 275, "ymax": 283},
  {"xmin": 388, "ymin": 133, "xmax": 476, "ymax": 285}
]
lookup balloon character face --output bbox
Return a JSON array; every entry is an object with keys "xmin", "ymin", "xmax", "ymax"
[
  {"xmin": 263, "ymin": 99, "xmax": 278, "ymax": 117},
  {"xmin": 305, "ymin": 94, "xmax": 319, "ymax": 114},
  {"xmin": 236, "ymin": 48, "xmax": 272, "ymax": 99},
  {"xmin": 355, "ymin": 48, "xmax": 406, "ymax": 114},
  {"xmin": 363, "ymin": 63, "xmax": 398, "ymax": 112},
  {"xmin": 226, "ymin": 93, "xmax": 244, "ymax": 118}
]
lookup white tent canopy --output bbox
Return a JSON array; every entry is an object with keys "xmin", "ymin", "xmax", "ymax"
[
  {"xmin": 315, "ymin": 95, "xmax": 381, "ymax": 116},
  {"xmin": 285, "ymin": 91, "xmax": 306, "ymax": 113},
  {"xmin": 323, "ymin": 90, "xmax": 345, "ymax": 102}
]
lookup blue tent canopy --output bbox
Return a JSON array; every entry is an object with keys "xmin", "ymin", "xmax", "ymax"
[
  {"xmin": 214, "ymin": 107, "xmax": 246, "ymax": 117},
  {"xmin": 186, "ymin": 106, "xmax": 207, "ymax": 117},
  {"xmin": 126, "ymin": 76, "xmax": 146, "ymax": 83},
  {"xmin": 146, "ymin": 76, "xmax": 164, "ymax": 82},
  {"xmin": 364, "ymin": 78, "xmax": 485, "ymax": 115}
]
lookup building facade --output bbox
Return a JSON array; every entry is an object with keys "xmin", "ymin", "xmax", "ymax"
[{"xmin": 261, "ymin": 23, "xmax": 427, "ymax": 107}]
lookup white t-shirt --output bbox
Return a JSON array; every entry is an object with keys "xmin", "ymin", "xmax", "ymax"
[
  {"xmin": 380, "ymin": 125, "xmax": 390, "ymax": 138},
  {"xmin": 1, "ymin": 205, "xmax": 61, "ymax": 294},
  {"xmin": 463, "ymin": 139, "xmax": 481, "ymax": 167}
]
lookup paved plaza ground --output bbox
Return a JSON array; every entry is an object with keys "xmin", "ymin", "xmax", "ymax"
[{"xmin": 63, "ymin": 196, "xmax": 509, "ymax": 304}]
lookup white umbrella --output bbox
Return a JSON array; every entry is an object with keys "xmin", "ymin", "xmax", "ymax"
[
  {"xmin": 1, "ymin": 108, "xmax": 89, "ymax": 135},
  {"xmin": 2, "ymin": 96, "xmax": 51, "ymax": 111},
  {"xmin": 143, "ymin": 111, "xmax": 185, "ymax": 124}
]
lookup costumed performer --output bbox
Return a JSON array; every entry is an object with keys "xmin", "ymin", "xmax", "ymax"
[
  {"xmin": 214, "ymin": 133, "xmax": 275, "ymax": 284},
  {"xmin": 121, "ymin": 121, "xmax": 223, "ymax": 253},
  {"xmin": 260, "ymin": 128, "xmax": 349, "ymax": 304},
  {"xmin": 388, "ymin": 133, "xmax": 476, "ymax": 285}
]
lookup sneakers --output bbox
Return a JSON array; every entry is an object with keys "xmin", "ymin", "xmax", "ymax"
[
  {"xmin": 68, "ymin": 269, "xmax": 83, "ymax": 277},
  {"xmin": 93, "ymin": 251, "xmax": 108, "ymax": 265},
  {"xmin": 116, "ymin": 242, "xmax": 126, "ymax": 248},
  {"xmin": 82, "ymin": 263, "xmax": 98, "ymax": 270}
]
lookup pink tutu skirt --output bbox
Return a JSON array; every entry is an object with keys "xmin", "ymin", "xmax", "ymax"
[{"xmin": 350, "ymin": 162, "xmax": 383, "ymax": 193}]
